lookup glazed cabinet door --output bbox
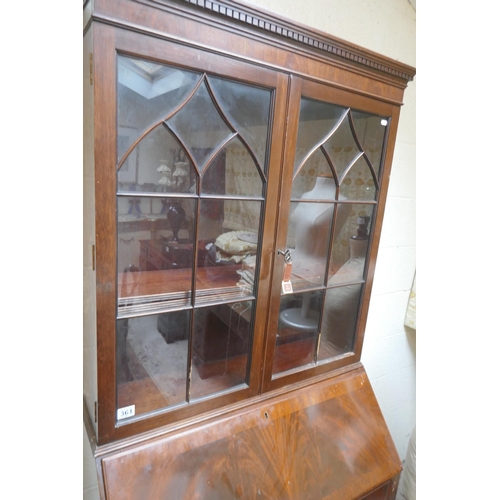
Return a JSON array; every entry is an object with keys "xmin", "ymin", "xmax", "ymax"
[
  {"xmin": 262, "ymin": 77, "xmax": 400, "ymax": 391},
  {"xmin": 93, "ymin": 24, "xmax": 288, "ymax": 442}
]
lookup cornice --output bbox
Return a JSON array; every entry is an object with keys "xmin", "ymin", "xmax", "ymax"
[{"xmin": 170, "ymin": 0, "xmax": 415, "ymax": 82}]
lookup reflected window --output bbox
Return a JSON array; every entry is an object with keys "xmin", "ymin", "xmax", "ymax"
[
  {"xmin": 117, "ymin": 55, "xmax": 201, "ymax": 163},
  {"xmin": 209, "ymin": 76, "xmax": 271, "ymax": 170}
]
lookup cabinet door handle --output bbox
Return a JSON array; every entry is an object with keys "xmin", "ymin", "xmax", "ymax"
[{"xmin": 277, "ymin": 249, "xmax": 292, "ymax": 263}]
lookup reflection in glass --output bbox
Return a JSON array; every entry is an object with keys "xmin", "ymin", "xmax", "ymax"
[
  {"xmin": 271, "ymin": 97, "xmax": 386, "ymax": 375},
  {"xmin": 167, "ymin": 81, "xmax": 234, "ymax": 171},
  {"xmin": 339, "ymin": 156, "xmax": 376, "ymax": 201},
  {"xmin": 196, "ymin": 199, "xmax": 262, "ymax": 302},
  {"xmin": 116, "ymin": 312, "xmax": 190, "ymax": 419},
  {"xmin": 117, "ymin": 55, "xmax": 200, "ymax": 163},
  {"xmin": 329, "ymin": 205, "xmax": 374, "ymax": 285},
  {"xmin": 117, "ymin": 197, "xmax": 196, "ymax": 317},
  {"xmin": 294, "ymin": 98, "xmax": 346, "ymax": 174},
  {"xmin": 351, "ymin": 111, "xmax": 388, "ymax": 179},
  {"xmin": 116, "ymin": 63, "xmax": 273, "ymax": 413},
  {"xmin": 286, "ymin": 199, "xmax": 334, "ymax": 290},
  {"xmin": 203, "ymin": 137, "xmax": 263, "ymax": 197},
  {"xmin": 291, "ymin": 149, "xmax": 334, "ymax": 200},
  {"xmin": 209, "ymin": 77, "xmax": 271, "ymax": 170},
  {"xmin": 272, "ymin": 290, "xmax": 323, "ymax": 376},
  {"xmin": 118, "ymin": 124, "xmax": 196, "ymax": 195},
  {"xmin": 190, "ymin": 301, "xmax": 253, "ymax": 399},
  {"xmin": 318, "ymin": 284, "xmax": 362, "ymax": 360},
  {"xmin": 323, "ymin": 114, "xmax": 361, "ymax": 181}
]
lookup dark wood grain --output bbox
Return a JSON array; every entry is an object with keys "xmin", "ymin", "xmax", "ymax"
[
  {"xmin": 101, "ymin": 367, "xmax": 401, "ymax": 500},
  {"xmin": 93, "ymin": 0, "xmax": 411, "ymax": 104},
  {"xmin": 93, "ymin": 21, "xmax": 119, "ymax": 443},
  {"xmin": 170, "ymin": 0, "xmax": 415, "ymax": 82}
]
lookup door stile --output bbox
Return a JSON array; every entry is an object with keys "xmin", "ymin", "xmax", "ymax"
[{"xmin": 93, "ymin": 22, "xmax": 119, "ymax": 445}]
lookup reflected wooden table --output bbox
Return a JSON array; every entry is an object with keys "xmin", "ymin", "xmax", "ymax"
[
  {"xmin": 118, "ymin": 266, "xmax": 339, "ymax": 388},
  {"xmin": 117, "ymin": 264, "xmax": 250, "ymax": 412}
]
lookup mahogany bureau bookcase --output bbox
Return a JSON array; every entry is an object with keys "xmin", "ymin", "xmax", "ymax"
[{"xmin": 83, "ymin": 1, "xmax": 415, "ymax": 498}]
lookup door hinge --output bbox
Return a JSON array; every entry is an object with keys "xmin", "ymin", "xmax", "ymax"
[
  {"xmin": 89, "ymin": 53, "xmax": 93, "ymax": 85},
  {"xmin": 92, "ymin": 244, "xmax": 96, "ymax": 271},
  {"xmin": 94, "ymin": 401, "xmax": 98, "ymax": 423}
]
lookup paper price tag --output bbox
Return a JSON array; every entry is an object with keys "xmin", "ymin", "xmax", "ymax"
[
  {"xmin": 283, "ymin": 262, "xmax": 292, "ymax": 281},
  {"xmin": 281, "ymin": 252, "xmax": 293, "ymax": 293}
]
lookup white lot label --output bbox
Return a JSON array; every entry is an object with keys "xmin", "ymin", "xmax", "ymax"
[{"xmin": 117, "ymin": 404, "xmax": 135, "ymax": 420}]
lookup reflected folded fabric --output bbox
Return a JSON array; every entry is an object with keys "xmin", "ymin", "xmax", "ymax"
[
  {"xmin": 212, "ymin": 231, "xmax": 258, "ymax": 264},
  {"xmin": 237, "ymin": 255, "xmax": 256, "ymax": 292},
  {"xmin": 215, "ymin": 231, "xmax": 258, "ymax": 255}
]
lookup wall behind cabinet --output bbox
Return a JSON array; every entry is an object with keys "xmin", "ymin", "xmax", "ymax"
[{"xmin": 83, "ymin": 1, "xmax": 416, "ymax": 498}]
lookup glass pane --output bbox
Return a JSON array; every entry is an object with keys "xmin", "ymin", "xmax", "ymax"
[
  {"xmin": 294, "ymin": 98, "xmax": 346, "ymax": 174},
  {"xmin": 117, "ymin": 55, "xmax": 201, "ymax": 163},
  {"xmin": 222, "ymin": 198, "xmax": 262, "ymax": 233},
  {"xmin": 196, "ymin": 199, "xmax": 262, "ymax": 302},
  {"xmin": 339, "ymin": 156, "xmax": 376, "ymax": 201},
  {"xmin": 272, "ymin": 290, "xmax": 323, "ymax": 376},
  {"xmin": 203, "ymin": 137, "xmax": 263, "ymax": 197},
  {"xmin": 323, "ymin": 114, "xmax": 361, "ymax": 181},
  {"xmin": 118, "ymin": 124, "xmax": 197, "ymax": 195},
  {"xmin": 286, "ymin": 199, "xmax": 334, "ymax": 290},
  {"xmin": 116, "ymin": 65, "xmax": 276, "ymax": 413},
  {"xmin": 117, "ymin": 197, "xmax": 196, "ymax": 317},
  {"xmin": 351, "ymin": 111, "xmax": 388, "ymax": 179},
  {"xmin": 329, "ymin": 204, "xmax": 374, "ymax": 285},
  {"xmin": 116, "ymin": 311, "xmax": 189, "ymax": 420},
  {"xmin": 167, "ymin": 80, "xmax": 233, "ymax": 171},
  {"xmin": 209, "ymin": 76, "xmax": 271, "ymax": 170},
  {"xmin": 292, "ymin": 149, "xmax": 335, "ymax": 200},
  {"xmin": 190, "ymin": 301, "xmax": 253, "ymax": 399},
  {"xmin": 318, "ymin": 284, "xmax": 363, "ymax": 360}
]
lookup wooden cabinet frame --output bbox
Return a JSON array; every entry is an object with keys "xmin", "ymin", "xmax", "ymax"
[
  {"xmin": 90, "ymin": 19, "xmax": 291, "ymax": 442},
  {"xmin": 84, "ymin": 1, "xmax": 415, "ymax": 498}
]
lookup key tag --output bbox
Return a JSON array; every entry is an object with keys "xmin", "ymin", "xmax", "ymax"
[{"xmin": 281, "ymin": 250, "xmax": 293, "ymax": 294}]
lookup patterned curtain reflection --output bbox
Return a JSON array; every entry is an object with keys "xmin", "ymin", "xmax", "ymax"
[
  {"xmin": 223, "ymin": 143, "xmax": 263, "ymax": 232},
  {"xmin": 290, "ymin": 147, "xmax": 380, "ymax": 267}
]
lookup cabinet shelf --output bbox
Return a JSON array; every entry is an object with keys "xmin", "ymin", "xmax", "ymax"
[{"xmin": 117, "ymin": 265, "xmax": 255, "ymax": 318}]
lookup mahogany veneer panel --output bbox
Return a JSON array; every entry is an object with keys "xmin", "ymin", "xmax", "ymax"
[{"xmin": 101, "ymin": 367, "xmax": 401, "ymax": 500}]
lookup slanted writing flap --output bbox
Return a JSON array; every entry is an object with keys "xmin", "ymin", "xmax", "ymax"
[{"xmin": 101, "ymin": 366, "xmax": 401, "ymax": 499}]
